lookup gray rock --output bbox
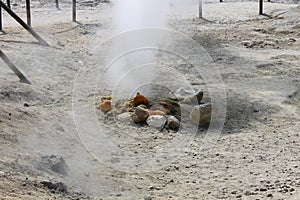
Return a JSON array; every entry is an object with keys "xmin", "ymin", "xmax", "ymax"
[
  {"xmin": 117, "ymin": 112, "xmax": 133, "ymax": 123},
  {"xmin": 146, "ymin": 115, "xmax": 167, "ymax": 130},
  {"xmin": 35, "ymin": 155, "xmax": 68, "ymax": 175},
  {"xmin": 189, "ymin": 103, "xmax": 212, "ymax": 126},
  {"xmin": 174, "ymin": 87, "xmax": 203, "ymax": 104},
  {"xmin": 166, "ymin": 116, "xmax": 180, "ymax": 131},
  {"xmin": 132, "ymin": 105, "xmax": 149, "ymax": 123}
]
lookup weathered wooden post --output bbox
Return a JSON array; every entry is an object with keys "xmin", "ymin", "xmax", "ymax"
[
  {"xmin": 55, "ymin": 0, "xmax": 59, "ymax": 10},
  {"xmin": 259, "ymin": 0, "xmax": 263, "ymax": 15},
  {"xmin": 0, "ymin": 1, "xmax": 49, "ymax": 46},
  {"xmin": 72, "ymin": 0, "xmax": 76, "ymax": 22},
  {"xmin": 6, "ymin": 0, "xmax": 10, "ymax": 9},
  {"xmin": 199, "ymin": 0, "xmax": 202, "ymax": 18},
  {"xmin": 26, "ymin": 0, "xmax": 31, "ymax": 26},
  {"xmin": 0, "ymin": 5, "xmax": 2, "ymax": 32},
  {"xmin": 0, "ymin": 50, "xmax": 31, "ymax": 84}
]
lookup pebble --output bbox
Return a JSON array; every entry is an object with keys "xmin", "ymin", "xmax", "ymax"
[
  {"xmin": 267, "ymin": 193, "xmax": 273, "ymax": 197},
  {"xmin": 100, "ymin": 100, "xmax": 113, "ymax": 113},
  {"xmin": 147, "ymin": 115, "xmax": 166, "ymax": 130}
]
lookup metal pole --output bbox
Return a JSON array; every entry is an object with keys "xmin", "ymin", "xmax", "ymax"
[
  {"xmin": 0, "ymin": 50, "xmax": 31, "ymax": 84},
  {"xmin": 6, "ymin": 0, "xmax": 10, "ymax": 9},
  {"xmin": 26, "ymin": 0, "xmax": 31, "ymax": 26},
  {"xmin": 199, "ymin": 0, "xmax": 202, "ymax": 18},
  {"xmin": 259, "ymin": 0, "xmax": 263, "ymax": 15},
  {"xmin": 72, "ymin": 0, "xmax": 76, "ymax": 22},
  {"xmin": 55, "ymin": 0, "xmax": 59, "ymax": 10},
  {"xmin": 0, "ymin": 1, "xmax": 49, "ymax": 46}
]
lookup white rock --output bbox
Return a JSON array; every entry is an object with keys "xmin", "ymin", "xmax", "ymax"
[
  {"xmin": 146, "ymin": 115, "xmax": 166, "ymax": 130},
  {"xmin": 189, "ymin": 103, "xmax": 212, "ymax": 126}
]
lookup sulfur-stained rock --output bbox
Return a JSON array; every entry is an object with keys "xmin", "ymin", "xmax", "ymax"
[
  {"xmin": 166, "ymin": 116, "xmax": 180, "ymax": 131},
  {"xmin": 189, "ymin": 103, "xmax": 212, "ymax": 126},
  {"xmin": 146, "ymin": 115, "xmax": 166, "ymax": 130},
  {"xmin": 131, "ymin": 92, "xmax": 149, "ymax": 106},
  {"xmin": 100, "ymin": 100, "xmax": 113, "ymax": 113},
  {"xmin": 132, "ymin": 105, "xmax": 149, "ymax": 123}
]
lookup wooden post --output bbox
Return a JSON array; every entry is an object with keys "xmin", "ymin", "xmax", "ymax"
[
  {"xmin": 0, "ymin": 5, "xmax": 2, "ymax": 32},
  {"xmin": 72, "ymin": 0, "xmax": 76, "ymax": 22},
  {"xmin": 259, "ymin": 0, "xmax": 263, "ymax": 15},
  {"xmin": 55, "ymin": 0, "xmax": 59, "ymax": 10},
  {"xmin": 198, "ymin": 0, "xmax": 202, "ymax": 18},
  {"xmin": 0, "ymin": 1, "xmax": 49, "ymax": 46},
  {"xmin": 6, "ymin": 0, "xmax": 10, "ymax": 9},
  {"xmin": 26, "ymin": 0, "xmax": 31, "ymax": 26},
  {"xmin": 0, "ymin": 50, "xmax": 31, "ymax": 84}
]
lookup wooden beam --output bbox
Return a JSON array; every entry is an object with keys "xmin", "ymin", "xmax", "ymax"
[
  {"xmin": 0, "ymin": 1, "xmax": 49, "ymax": 46},
  {"xmin": 0, "ymin": 50, "xmax": 31, "ymax": 84},
  {"xmin": 26, "ymin": 0, "xmax": 31, "ymax": 26}
]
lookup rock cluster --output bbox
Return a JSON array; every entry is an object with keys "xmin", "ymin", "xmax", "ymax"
[{"xmin": 98, "ymin": 88, "xmax": 212, "ymax": 131}]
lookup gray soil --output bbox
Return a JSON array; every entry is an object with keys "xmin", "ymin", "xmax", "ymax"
[{"xmin": 0, "ymin": 1, "xmax": 300, "ymax": 199}]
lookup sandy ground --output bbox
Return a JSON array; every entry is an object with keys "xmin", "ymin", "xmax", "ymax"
[{"xmin": 0, "ymin": 1, "xmax": 300, "ymax": 199}]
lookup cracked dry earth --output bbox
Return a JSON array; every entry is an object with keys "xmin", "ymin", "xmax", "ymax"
[{"xmin": 0, "ymin": 1, "xmax": 300, "ymax": 200}]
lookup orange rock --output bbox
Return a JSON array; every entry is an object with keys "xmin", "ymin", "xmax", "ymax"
[
  {"xmin": 149, "ymin": 110, "xmax": 166, "ymax": 116},
  {"xmin": 100, "ymin": 100, "xmax": 113, "ymax": 113},
  {"xmin": 131, "ymin": 92, "xmax": 149, "ymax": 106}
]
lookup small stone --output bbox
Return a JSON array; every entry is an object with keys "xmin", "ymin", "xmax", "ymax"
[
  {"xmin": 23, "ymin": 103, "xmax": 29, "ymax": 107},
  {"xmin": 100, "ymin": 100, "xmax": 113, "ymax": 113},
  {"xmin": 267, "ymin": 193, "xmax": 273, "ymax": 197},
  {"xmin": 117, "ymin": 112, "xmax": 133, "ymax": 123},
  {"xmin": 146, "ymin": 115, "xmax": 166, "ymax": 130},
  {"xmin": 189, "ymin": 103, "xmax": 212, "ymax": 126},
  {"xmin": 132, "ymin": 105, "xmax": 149, "ymax": 123},
  {"xmin": 166, "ymin": 116, "xmax": 180, "ymax": 131}
]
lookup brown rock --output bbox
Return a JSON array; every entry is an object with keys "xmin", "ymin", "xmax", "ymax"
[
  {"xmin": 100, "ymin": 100, "xmax": 113, "ymax": 113},
  {"xmin": 149, "ymin": 110, "xmax": 166, "ymax": 116},
  {"xmin": 131, "ymin": 92, "xmax": 149, "ymax": 106}
]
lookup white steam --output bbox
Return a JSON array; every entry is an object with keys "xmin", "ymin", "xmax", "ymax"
[{"xmin": 105, "ymin": 0, "xmax": 173, "ymax": 98}]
